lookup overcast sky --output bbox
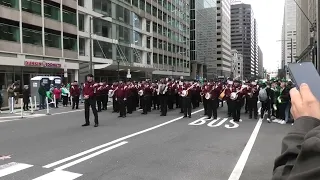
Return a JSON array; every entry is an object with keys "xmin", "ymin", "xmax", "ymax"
[{"xmin": 242, "ymin": 0, "xmax": 286, "ymax": 72}]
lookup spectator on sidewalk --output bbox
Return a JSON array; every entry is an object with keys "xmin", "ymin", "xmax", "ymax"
[
  {"xmin": 272, "ymin": 83, "xmax": 320, "ymax": 180},
  {"xmin": 61, "ymin": 85, "xmax": 69, "ymax": 107},
  {"xmin": 22, "ymin": 85, "xmax": 30, "ymax": 111},
  {"xmin": 38, "ymin": 83, "xmax": 46, "ymax": 110},
  {"xmin": 7, "ymin": 84, "xmax": 15, "ymax": 113},
  {"xmin": 53, "ymin": 86, "xmax": 61, "ymax": 108}
]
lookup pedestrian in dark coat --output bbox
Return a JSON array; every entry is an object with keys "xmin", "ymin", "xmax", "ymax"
[{"xmin": 22, "ymin": 85, "xmax": 30, "ymax": 111}]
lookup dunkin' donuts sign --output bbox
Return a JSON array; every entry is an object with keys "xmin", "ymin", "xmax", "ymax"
[{"xmin": 24, "ymin": 60, "xmax": 62, "ymax": 68}]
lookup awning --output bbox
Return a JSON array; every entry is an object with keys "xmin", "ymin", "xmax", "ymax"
[{"xmin": 94, "ymin": 62, "xmax": 155, "ymax": 73}]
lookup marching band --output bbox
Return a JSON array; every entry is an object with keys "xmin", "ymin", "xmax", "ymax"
[{"xmin": 78, "ymin": 74, "xmax": 294, "ymax": 127}]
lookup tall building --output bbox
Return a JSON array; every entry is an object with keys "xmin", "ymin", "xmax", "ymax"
[
  {"xmin": 215, "ymin": 0, "xmax": 232, "ymax": 78},
  {"xmin": 0, "ymin": 0, "xmax": 190, "ymax": 85},
  {"xmin": 258, "ymin": 46, "xmax": 263, "ymax": 78},
  {"xmin": 190, "ymin": 0, "xmax": 217, "ymax": 79},
  {"xmin": 281, "ymin": 0, "xmax": 297, "ymax": 71},
  {"xmin": 231, "ymin": 49, "xmax": 243, "ymax": 80},
  {"xmin": 253, "ymin": 18, "xmax": 258, "ymax": 77},
  {"xmin": 230, "ymin": 3, "xmax": 256, "ymax": 79},
  {"xmin": 295, "ymin": 0, "xmax": 318, "ymax": 73}
]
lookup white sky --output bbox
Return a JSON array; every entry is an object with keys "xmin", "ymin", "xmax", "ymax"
[{"xmin": 242, "ymin": 0, "xmax": 286, "ymax": 72}]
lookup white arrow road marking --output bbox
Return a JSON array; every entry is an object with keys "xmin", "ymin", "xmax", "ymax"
[
  {"xmin": 54, "ymin": 141, "xmax": 128, "ymax": 171},
  {"xmin": 0, "ymin": 162, "xmax": 33, "ymax": 178},
  {"xmin": 33, "ymin": 170, "xmax": 82, "ymax": 180},
  {"xmin": 44, "ymin": 109, "xmax": 204, "ymax": 169},
  {"xmin": 228, "ymin": 118, "xmax": 263, "ymax": 180}
]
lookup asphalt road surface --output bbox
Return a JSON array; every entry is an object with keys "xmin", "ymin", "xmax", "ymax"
[{"xmin": 0, "ymin": 103, "xmax": 291, "ymax": 180}]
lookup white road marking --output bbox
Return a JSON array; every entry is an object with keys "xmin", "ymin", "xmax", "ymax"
[
  {"xmin": 228, "ymin": 118, "xmax": 263, "ymax": 180},
  {"xmin": 0, "ymin": 162, "xmax": 33, "ymax": 178},
  {"xmin": 33, "ymin": 170, "xmax": 82, "ymax": 180},
  {"xmin": 54, "ymin": 141, "xmax": 128, "ymax": 171},
  {"xmin": 44, "ymin": 108, "xmax": 204, "ymax": 169}
]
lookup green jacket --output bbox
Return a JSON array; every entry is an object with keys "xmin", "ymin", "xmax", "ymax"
[
  {"xmin": 38, "ymin": 86, "xmax": 46, "ymax": 96},
  {"xmin": 46, "ymin": 91, "xmax": 52, "ymax": 100}
]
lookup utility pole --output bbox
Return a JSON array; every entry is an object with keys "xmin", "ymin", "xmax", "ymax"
[
  {"xmin": 89, "ymin": 17, "xmax": 93, "ymax": 75},
  {"xmin": 117, "ymin": 59, "xmax": 120, "ymax": 81}
]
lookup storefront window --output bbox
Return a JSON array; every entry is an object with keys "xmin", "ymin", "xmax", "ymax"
[
  {"xmin": 45, "ymin": 32, "xmax": 61, "ymax": 49},
  {"xmin": 0, "ymin": 0, "xmax": 19, "ymax": 9},
  {"xmin": 44, "ymin": 3, "xmax": 60, "ymax": 21},
  {"xmin": 93, "ymin": 18, "xmax": 112, "ymax": 38},
  {"xmin": 0, "ymin": 23, "xmax": 20, "ymax": 42},
  {"xmin": 22, "ymin": 0, "xmax": 41, "ymax": 15},
  {"xmin": 63, "ymin": 10, "xmax": 77, "ymax": 25},
  {"xmin": 63, "ymin": 36, "xmax": 77, "ymax": 51},
  {"xmin": 93, "ymin": 40, "xmax": 112, "ymax": 59},
  {"xmin": 23, "ymin": 28, "xmax": 42, "ymax": 45}
]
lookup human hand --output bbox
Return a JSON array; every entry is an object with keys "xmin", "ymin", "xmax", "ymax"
[{"xmin": 290, "ymin": 83, "xmax": 320, "ymax": 120}]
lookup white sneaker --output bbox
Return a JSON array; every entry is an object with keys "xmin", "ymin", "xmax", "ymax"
[
  {"xmin": 267, "ymin": 118, "xmax": 271, "ymax": 123},
  {"xmin": 272, "ymin": 119, "xmax": 279, "ymax": 123},
  {"xmin": 279, "ymin": 120, "xmax": 286, "ymax": 125},
  {"xmin": 239, "ymin": 119, "xmax": 243, "ymax": 122}
]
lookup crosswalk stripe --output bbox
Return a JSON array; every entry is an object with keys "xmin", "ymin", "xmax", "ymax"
[
  {"xmin": 33, "ymin": 170, "xmax": 82, "ymax": 180},
  {"xmin": 0, "ymin": 162, "xmax": 33, "ymax": 178}
]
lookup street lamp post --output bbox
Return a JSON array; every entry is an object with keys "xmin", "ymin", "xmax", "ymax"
[
  {"xmin": 89, "ymin": 17, "xmax": 93, "ymax": 74},
  {"xmin": 117, "ymin": 59, "xmax": 120, "ymax": 81}
]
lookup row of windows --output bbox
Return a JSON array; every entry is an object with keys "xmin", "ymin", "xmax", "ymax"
[
  {"xmin": 1, "ymin": 0, "xmax": 77, "ymax": 25},
  {"xmin": 0, "ymin": 22, "xmax": 77, "ymax": 51},
  {"xmin": 153, "ymin": 53, "xmax": 189, "ymax": 68},
  {"xmin": 153, "ymin": 37, "xmax": 187, "ymax": 55}
]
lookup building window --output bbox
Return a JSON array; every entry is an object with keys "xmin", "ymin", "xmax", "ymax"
[
  {"xmin": 146, "ymin": 2, "xmax": 151, "ymax": 14},
  {"xmin": 0, "ymin": 0, "xmax": 19, "ymax": 9},
  {"xmin": 44, "ymin": 3, "xmax": 60, "ymax": 21},
  {"xmin": 79, "ymin": 37, "xmax": 85, "ymax": 56},
  {"xmin": 147, "ymin": 52, "xmax": 151, "ymax": 64},
  {"xmin": 0, "ymin": 22, "xmax": 20, "ymax": 42},
  {"xmin": 116, "ymin": 45, "xmax": 131, "ymax": 62},
  {"xmin": 152, "ymin": 6, "xmax": 157, "ymax": 17},
  {"xmin": 153, "ymin": 22, "xmax": 157, "ymax": 33},
  {"xmin": 139, "ymin": 0, "xmax": 145, "ymax": 10},
  {"xmin": 153, "ymin": 38, "xmax": 157, "ymax": 48},
  {"xmin": 45, "ymin": 32, "xmax": 61, "ymax": 49},
  {"xmin": 22, "ymin": 0, "xmax": 41, "ymax": 15},
  {"xmin": 93, "ymin": 18, "xmax": 112, "ymax": 38},
  {"xmin": 63, "ymin": 10, "xmax": 77, "ymax": 25},
  {"xmin": 133, "ymin": 49, "xmax": 142, "ymax": 63},
  {"xmin": 132, "ymin": 0, "xmax": 138, "ymax": 7},
  {"xmin": 22, "ymin": 28, "xmax": 42, "ymax": 45},
  {"xmin": 63, "ymin": 36, "xmax": 77, "ymax": 51},
  {"xmin": 146, "ymin": 20, "xmax": 151, "ymax": 32},
  {"xmin": 78, "ymin": 13, "xmax": 84, "ymax": 31},
  {"xmin": 133, "ymin": 31, "xmax": 142, "ymax": 46},
  {"xmin": 93, "ymin": 0, "xmax": 112, "ymax": 17},
  {"xmin": 78, "ymin": 0, "xmax": 84, "ymax": 6},
  {"xmin": 93, "ymin": 40, "xmax": 112, "ymax": 59},
  {"xmin": 153, "ymin": 53, "xmax": 158, "ymax": 64},
  {"xmin": 133, "ymin": 13, "xmax": 142, "ymax": 29},
  {"xmin": 116, "ymin": 5, "xmax": 130, "ymax": 24},
  {"xmin": 117, "ymin": 25, "xmax": 131, "ymax": 44},
  {"xmin": 147, "ymin": 36, "xmax": 151, "ymax": 48}
]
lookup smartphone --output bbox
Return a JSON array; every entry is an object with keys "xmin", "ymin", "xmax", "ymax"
[{"xmin": 288, "ymin": 62, "xmax": 320, "ymax": 101}]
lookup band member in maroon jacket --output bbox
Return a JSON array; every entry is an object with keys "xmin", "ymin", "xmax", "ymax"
[
  {"xmin": 82, "ymin": 74, "xmax": 99, "ymax": 127},
  {"xmin": 116, "ymin": 82, "xmax": 127, "ymax": 118},
  {"xmin": 142, "ymin": 82, "xmax": 152, "ymax": 114},
  {"xmin": 207, "ymin": 83, "xmax": 222, "ymax": 120},
  {"xmin": 70, "ymin": 81, "xmax": 80, "ymax": 109},
  {"xmin": 96, "ymin": 82, "xmax": 104, "ymax": 112},
  {"xmin": 152, "ymin": 82, "xmax": 159, "ymax": 110},
  {"xmin": 126, "ymin": 81, "xmax": 134, "ymax": 114},
  {"xmin": 201, "ymin": 81, "xmax": 209, "ymax": 115},
  {"xmin": 138, "ymin": 81, "xmax": 145, "ymax": 109},
  {"xmin": 247, "ymin": 81, "xmax": 259, "ymax": 119},
  {"xmin": 182, "ymin": 82, "xmax": 193, "ymax": 118},
  {"xmin": 230, "ymin": 80, "xmax": 246, "ymax": 122},
  {"xmin": 177, "ymin": 82, "xmax": 184, "ymax": 113},
  {"xmin": 111, "ymin": 82, "xmax": 119, "ymax": 113},
  {"xmin": 102, "ymin": 82, "xmax": 110, "ymax": 110},
  {"xmin": 224, "ymin": 83, "xmax": 233, "ymax": 117}
]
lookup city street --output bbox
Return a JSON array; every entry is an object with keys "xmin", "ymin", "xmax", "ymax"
[{"xmin": 0, "ymin": 104, "xmax": 291, "ymax": 180}]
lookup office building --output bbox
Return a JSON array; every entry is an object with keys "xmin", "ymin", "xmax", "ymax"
[
  {"xmin": 230, "ymin": 3, "xmax": 256, "ymax": 79},
  {"xmin": 0, "ymin": 0, "xmax": 191, "ymax": 86},
  {"xmin": 295, "ymin": 0, "xmax": 319, "ymax": 73},
  {"xmin": 258, "ymin": 46, "xmax": 263, "ymax": 78},
  {"xmin": 216, "ymin": 0, "xmax": 232, "ymax": 78},
  {"xmin": 190, "ymin": 0, "xmax": 217, "ymax": 79},
  {"xmin": 231, "ymin": 49, "xmax": 243, "ymax": 80},
  {"xmin": 281, "ymin": 0, "xmax": 297, "ymax": 71},
  {"xmin": 253, "ymin": 18, "xmax": 258, "ymax": 77}
]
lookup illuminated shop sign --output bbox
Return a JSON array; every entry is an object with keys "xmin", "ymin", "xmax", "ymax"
[{"xmin": 24, "ymin": 61, "xmax": 62, "ymax": 68}]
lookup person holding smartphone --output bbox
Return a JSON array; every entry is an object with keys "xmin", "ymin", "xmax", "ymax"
[{"xmin": 272, "ymin": 83, "xmax": 320, "ymax": 180}]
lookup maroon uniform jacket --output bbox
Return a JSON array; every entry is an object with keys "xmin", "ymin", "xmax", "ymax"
[
  {"xmin": 116, "ymin": 85, "xmax": 127, "ymax": 99},
  {"xmin": 70, "ymin": 85, "xmax": 80, "ymax": 97},
  {"xmin": 96, "ymin": 85, "xmax": 104, "ymax": 96},
  {"xmin": 83, "ymin": 81, "xmax": 96, "ymax": 98}
]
